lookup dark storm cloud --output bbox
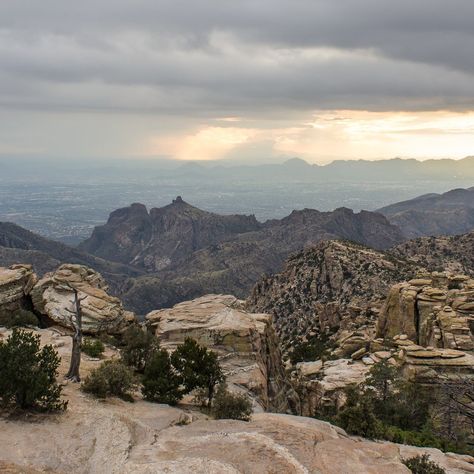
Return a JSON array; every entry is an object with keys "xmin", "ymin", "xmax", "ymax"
[{"xmin": 1, "ymin": 0, "xmax": 474, "ymax": 115}]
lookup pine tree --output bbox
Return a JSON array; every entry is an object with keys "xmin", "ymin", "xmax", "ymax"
[
  {"xmin": 142, "ymin": 349, "xmax": 182, "ymax": 405},
  {"xmin": 0, "ymin": 329, "xmax": 67, "ymax": 411}
]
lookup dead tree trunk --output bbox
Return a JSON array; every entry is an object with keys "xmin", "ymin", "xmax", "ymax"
[{"xmin": 65, "ymin": 288, "xmax": 86, "ymax": 383}]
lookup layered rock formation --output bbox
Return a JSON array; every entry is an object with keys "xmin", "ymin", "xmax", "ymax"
[
  {"xmin": 0, "ymin": 264, "xmax": 36, "ymax": 313},
  {"xmin": 392, "ymin": 336, "xmax": 474, "ymax": 383},
  {"xmin": 146, "ymin": 294, "xmax": 297, "ymax": 413},
  {"xmin": 377, "ymin": 272, "xmax": 474, "ymax": 350},
  {"xmin": 31, "ymin": 264, "xmax": 133, "ymax": 334}
]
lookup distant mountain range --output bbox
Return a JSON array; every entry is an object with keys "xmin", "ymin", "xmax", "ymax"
[
  {"xmin": 1, "ymin": 185, "xmax": 474, "ymax": 314},
  {"xmin": 378, "ymin": 187, "xmax": 474, "ymax": 238},
  {"xmin": 1, "ymin": 156, "xmax": 474, "ymax": 183}
]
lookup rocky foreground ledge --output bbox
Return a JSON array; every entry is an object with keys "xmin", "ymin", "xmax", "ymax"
[{"xmin": 0, "ymin": 327, "xmax": 473, "ymax": 474}]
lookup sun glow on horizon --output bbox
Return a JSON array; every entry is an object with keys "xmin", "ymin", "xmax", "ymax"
[{"xmin": 142, "ymin": 110, "xmax": 474, "ymax": 163}]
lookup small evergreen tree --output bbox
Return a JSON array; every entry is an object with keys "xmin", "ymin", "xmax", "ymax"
[
  {"xmin": 0, "ymin": 329, "xmax": 67, "ymax": 411},
  {"xmin": 171, "ymin": 338, "xmax": 224, "ymax": 406},
  {"xmin": 336, "ymin": 386, "xmax": 380, "ymax": 439},
  {"xmin": 121, "ymin": 325, "xmax": 158, "ymax": 373},
  {"xmin": 142, "ymin": 349, "xmax": 182, "ymax": 405}
]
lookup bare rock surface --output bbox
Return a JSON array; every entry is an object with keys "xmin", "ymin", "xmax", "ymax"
[
  {"xmin": 31, "ymin": 264, "xmax": 133, "ymax": 334},
  {"xmin": 0, "ymin": 264, "xmax": 37, "ymax": 312},
  {"xmin": 147, "ymin": 294, "xmax": 296, "ymax": 412},
  {"xmin": 0, "ymin": 327, "xmax": 473, "ymax": 474}
]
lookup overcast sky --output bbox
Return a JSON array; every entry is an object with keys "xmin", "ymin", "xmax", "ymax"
[{"xmin": 1, "ymin": 0, "xmax": 474, "ymax": 163}]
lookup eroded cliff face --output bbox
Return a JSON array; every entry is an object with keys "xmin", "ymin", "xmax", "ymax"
[
  {"xmin": 31, "ymin": 264, "xmax": 135, "ymax": 334},
  {"xmin": 146, "ymin": 294, "xmax": 299, "ymax": 413},
  {"xmin": 377, "ymin": 272, "xmax": 474, "ymax": 350}
]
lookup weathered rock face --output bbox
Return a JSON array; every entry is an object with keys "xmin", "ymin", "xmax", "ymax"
[
  {"xmin": 0, "ymin": 264, "xmax": 37, "ymax": 312},
  {"xmin": 377, "ymin": 273, "xmax": 474, "ymax": 350},
  {"xmin": 146, "ymin": 294, "xmax": 298, "ymax": 413},
  {"xmin": 295, "ymin": 358, "xmax": 371, "ymax": 416},
  {"xmin": 31, "ymin": 264, "xmax": 133, "ymax": 334},
  {"xmin": 247, "ymin": 240, "xmax": 415, "ymax": 355}
]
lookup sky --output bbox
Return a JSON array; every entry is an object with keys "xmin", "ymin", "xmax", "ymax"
[{"xmin": 1, "ymin": 0, "xmax": 474, "ymax": 164}]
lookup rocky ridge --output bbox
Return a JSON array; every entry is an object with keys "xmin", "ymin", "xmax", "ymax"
[
  {"xmin": 379, "ymin": 187, "xmax": 474, "ymax": 238},
  {"xmin": 247, "ymin": 240, "xmax": 416, "ymax": 355}
]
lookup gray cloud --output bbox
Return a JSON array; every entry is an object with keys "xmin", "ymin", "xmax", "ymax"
[{"xmin": 1, "ymin": 1, "xmax": 474, "ymax": 158}]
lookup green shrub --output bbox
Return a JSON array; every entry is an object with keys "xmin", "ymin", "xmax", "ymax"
[
  {"xmin": 211, "ymin": 384, "xmax": 252, "ymax": 421},
  {"xmin": 402, "ymin": 454, "xmax": 446, "ymax": 474},
  {"xmin": 82, "ymin": 360, "xmax": 136, "ymax": 401},
  {"xmin": 81, "ymin": 338, "xmax": 105, "ymax": 358},
  {"xmin": 0, "ymin": 329, "xmax": 67, "ymax": 411},
  {"xmin": 121, "ymin": 325, "xmax": 158, "ymax": 372},
  {"xmin": 142, "ymin": 349, "xmax": 182, "ymax": 405},
  {"xmin": 0, "ymin": 309, "xmax": 39, "ymax": 328}
]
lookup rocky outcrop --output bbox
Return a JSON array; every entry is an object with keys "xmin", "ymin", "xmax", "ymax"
[
  {"xmin": 31, "ymin": 264, "xmax": 133, "ymax": 334},
  {"xmin": 146, "ymin": 294, "xmax": 298, "ymax": 413},
  {"xmin": 247, "ymin": 240, "xmax": 415, "ymax": 355},
  {"xmin": 392, "ymin": 336, "xmax": 474, "ymax": 384},
  {"xmin": 0, "ymin": 221, "xmax": 144, "ymax": 294},
  {"xmin": 377, "ymin": 273, "xmax": 474, "ymax": 350},
  {"xmin": 295, "ymin": 358, "xmax": 371, "ymax": 416},
  {"xmin": 0, "ymin": 264, "xmax": 37, "ymax": 313}
]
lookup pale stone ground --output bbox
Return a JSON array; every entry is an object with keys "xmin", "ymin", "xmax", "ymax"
[{"xmin": 0, "ymin": 327, "xmax": 474, "ymax": 474}]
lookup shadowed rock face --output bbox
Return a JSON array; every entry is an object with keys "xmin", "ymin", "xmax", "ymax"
[
  {"xmin": 146, "ymin": 294, "xmax": 299, "ymax": 413},
  {"xmin": 79, "ymin": 199, "xmax": 262, "ymax": 271},
  {"xmin": 0, "ymin": 264, "xmax": 37, "ymax": 313}
]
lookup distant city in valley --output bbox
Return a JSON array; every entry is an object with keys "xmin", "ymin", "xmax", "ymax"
[{"xmin": 1, "ymin": 156, "xmax": 473, "ymax": 244}]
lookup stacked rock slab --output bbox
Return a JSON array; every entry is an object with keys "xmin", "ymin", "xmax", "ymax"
[
  {"xmin": 0, "ymin": 264, "xmax": 37, "ymax": 313},
  {"xmin": 31, "ymin": 264, "xmax": 133, "ymax": 334},
  {"xmin": 146, "ymin": 294, "xmax": 298, "ymax": 413},
  {"xmin": 394, "ymin": 335, "xmax": 474, "ymax": 383},
  {"xmin": 377, "ymin": 272, "xmax": 474, "ymax": 350}
]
